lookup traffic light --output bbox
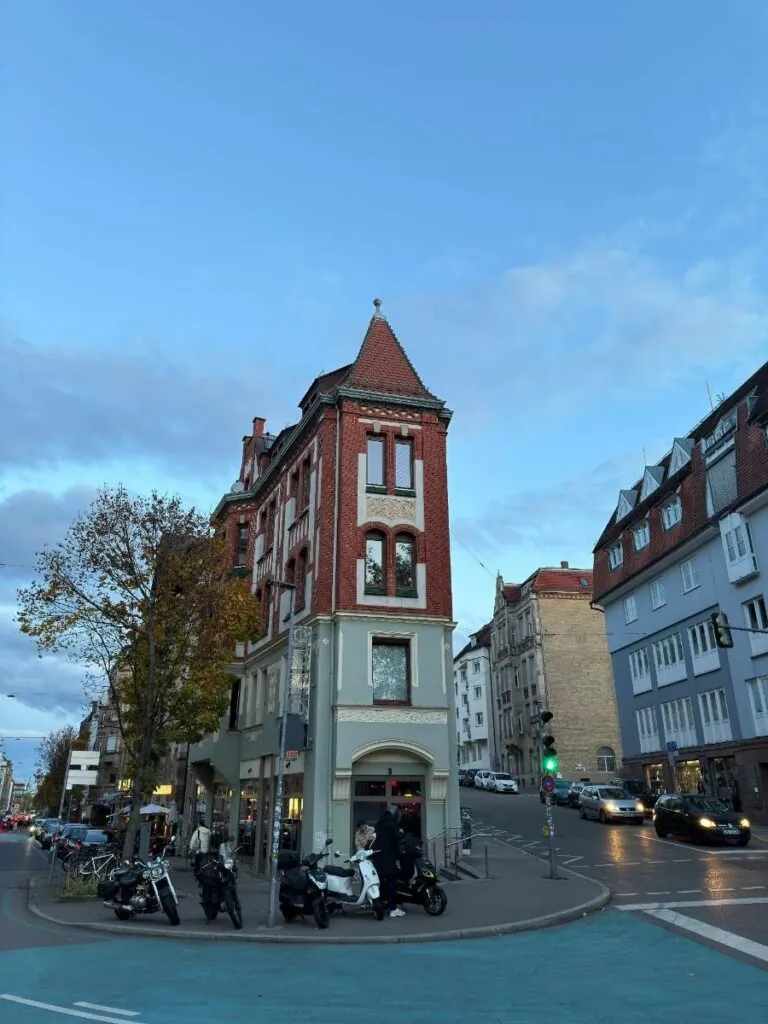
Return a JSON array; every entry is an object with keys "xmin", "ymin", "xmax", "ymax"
[
  {"xmin": 540, "ymin": 711, "xmax": 558, "ymax": 774},
  {"xmin": 711, "ymin": 611, "xmax": 734, "ymax": 649}
]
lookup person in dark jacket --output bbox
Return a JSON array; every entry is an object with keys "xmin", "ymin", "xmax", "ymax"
[{"xmin": 373, "ymin": 804, "xmax": 405, "ymax": 918}]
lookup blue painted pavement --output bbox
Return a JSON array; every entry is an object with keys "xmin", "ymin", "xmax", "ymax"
[{"xmin": 0, "ymin": 910, "xmax": 764, "ymax": 1024}]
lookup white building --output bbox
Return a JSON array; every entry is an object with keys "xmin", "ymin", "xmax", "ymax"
[{"xmin": 454, "ymin": 624, "xmax": 495, "ymax": 771}]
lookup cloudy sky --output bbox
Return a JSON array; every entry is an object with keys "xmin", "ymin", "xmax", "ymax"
[{"xmin": 3, "ymin": 3, "xmax": 768, "ymax": 781}]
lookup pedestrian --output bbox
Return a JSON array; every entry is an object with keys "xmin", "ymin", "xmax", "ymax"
[
  {"xmin": 188, "ymin": 815, "xmax": 211, "ymax": 877},
  {"xmin": 731, "ymin": 779, "xmax": 742, "ymax": 814},
  {"xmin": 372, "ymin": 804, "xmax": 405, "ymax": 919},
  {"xmin": 354, "ymin": 820, "xmax": 376, "ymax": 851}
]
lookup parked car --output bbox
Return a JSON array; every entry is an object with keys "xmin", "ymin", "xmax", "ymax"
[
  {"xmin": 488, "ymin": 772, "xmax": 519, "ymax": 794},
  {"xmin": 568, "ymin": 782, "xmax": 586, "ymax": 808},
  {"xmin": 38, "ymin": 820, "xmax": 61, "ymax": 849},
  {"xmin": 465, "ymin": 769, "xmax": 480, "ymax": 788},
  {"xmin": 653, "ymin": 794, "xmax": 751, "ymax": 847},
  {"xmin": 474, "ymin": 770, "xmax": 494, "ymax": 791},
  {"xmin": 78, "ymin": 829, "xmax": 113, "ymax": 853},
  {"xmin": 540, "ymin": 779, "xmax": 572, "ymax": 805},
  {"xmin": 59, "ymin": 824, "xmax": 89, "ymax": 859},
  {"xmin": 619, "ymin": 779, "xmax": 656, "ymax": 816},
  {"xmin": 579, "ymin": 785, "xmax": 644, "ymax": 824}
]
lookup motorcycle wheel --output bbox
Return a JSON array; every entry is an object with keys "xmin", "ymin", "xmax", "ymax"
[
  {"xmin": 203, "ymin": 902, "xmax": 219, "ymax": 922},
  {"xmin": 113, "ymin": 908, "xmax": 131, "ymax": 921},
  {"xmin": 280, "ymin": 905, "xmax": 297, "ymax": 922},
  {"xmin": 423, "ymin": 885, "xmax": 448, "ymax": 916},
  {"xmin": 312, "ymin": 898, "xmax": 330, "ymax": 930},
  {"xmin": 225, "ymin": 890, "xmax": 243, "ymax": 930},
  {"xmin": 160, "ymin": 890, "xmax": 180, "ymax": 926}
]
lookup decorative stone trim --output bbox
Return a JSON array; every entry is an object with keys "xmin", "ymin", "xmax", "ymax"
[
  {"xmin": 430, "ymin": 771, "xmax": 449, "ymax": 801},
  {"xmin": 337, "ymin": 707, "xmax": 448, "ymax": 725},
  {"xmin": 332, "ymin": 772, "xmax": 352, "ymax": 801}
]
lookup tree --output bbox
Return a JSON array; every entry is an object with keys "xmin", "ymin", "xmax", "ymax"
[
  {"xmin": 18, "ymin": 487, "xmax": 261, "ymax": 859},
  {"xmin": 34, "ymin": 725, "xmax": 86, "ymax": 815}
]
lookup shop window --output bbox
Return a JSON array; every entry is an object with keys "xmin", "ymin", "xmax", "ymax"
[
  {"xmin": 372, "ymin": 638, "xmax": 410, "ymax": 703},
  {"xmin": 391, "ymin": 779, "xmax": 421, "ymax": 798},
  {"xmin": 355, "ymin": 780, "xmax": 387, "ymax": 797},
  {"xmin": 395, "ymin": 534, "xmax": 416, "ymax": 595},
  {"xmin": 365, "ymin": 532, "xmax": 386, "ymax": 594}
]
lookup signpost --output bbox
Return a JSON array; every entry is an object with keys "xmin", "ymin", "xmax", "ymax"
[{"xmin": 541, "ymin": 775, "xmax": 556, "ymax": 794}]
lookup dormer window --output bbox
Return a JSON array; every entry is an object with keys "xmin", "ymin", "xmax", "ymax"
[
  {"xmin": 669, "ymin": 438, "xmax": 693, "ymax": 475},
  {"xmin": 640, "ymin": 466, "xmax": 665, "ymax": 502},
  {"xmin": 633, "ymin": 521, "xmax": 650, "ymax": 551},
  {"xmin": 616, "ymin": 490, "xmax": 637, "ymax": 520},
  {"xmin": 608, "ymin": 543, "xmax": 623, "ymax": 570}
]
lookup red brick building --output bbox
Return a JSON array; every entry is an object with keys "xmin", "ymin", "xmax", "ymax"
[{"xmin": 189, "ymin": 301, "xmax": 460, "ymax": 865}]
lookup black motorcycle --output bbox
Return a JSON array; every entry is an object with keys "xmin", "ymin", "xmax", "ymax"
[
  {"xmin": 278, "ymin": 838, "xmax": 332, "ymax": 929},
  {"xmin": 396, "ymin": 833, "xmax": 448, "ymax": 916},
  {"xmin": 196, "ymin": 839, "xmax": 243, "ymax": 930},
  {"xmin": 98, "ymin": 840, "xmax": 180, "ymax": 926}
]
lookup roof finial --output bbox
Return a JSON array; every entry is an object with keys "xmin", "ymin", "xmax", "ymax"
[{"xmin": 373, "ymin": 296, "xmax": 385, "ymax": 319}]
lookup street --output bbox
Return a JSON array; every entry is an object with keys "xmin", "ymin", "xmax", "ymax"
[
  {"xmin": 462, "ymin": 785, "xmax": 768, "ymax": 965},
  {"xmin": 2, "ymin": 830, "xmax": 768, "ymax": 1022}
]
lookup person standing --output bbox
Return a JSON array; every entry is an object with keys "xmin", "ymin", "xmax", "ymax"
[
  {"xmin": 188, "ymin": 815, "xmax": 211, "ymax": 877},
  {"xmin": 372, "ymin": 804, "xmax": 404, "ymax": 919}
]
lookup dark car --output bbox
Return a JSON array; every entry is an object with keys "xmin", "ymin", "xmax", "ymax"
[
  {"xmin": 39, "ymin": 820, "xmax": 61, "ymax": 850},
  {"xmin": 59, "ymin": 824, "xmax": 89, "ymax": 859},
  {"xmin": 464, "ymin": 769, "xmax": 479, "ymax": 788},
  {"xmin": 540, "ymin": 779, "xmax": 572, "ymax": 805},
  {"xmin": 79, "ymin": 829, "xmax": 112, "ymax": 852},
  {"xmin": 619, "ymin": 779, "xmax": 657, "ymax": 816},
  {"xmin": 653, "ymin": 794, "xmax": 751, "ymax": 847}
]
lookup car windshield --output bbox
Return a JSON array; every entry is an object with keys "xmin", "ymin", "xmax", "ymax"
[
  {"xmin": 599, "ymin": 788, "xmax": 627, "ymax": 799},
  {"xmin": 84, "ymin": 831, "xmax": 109, "ymax": 843},
  {"xmin": 555, "ymin": 780, "xmax": 571, "ymax": 789},
  {"xmin": 685, "ymin": 798, "xmax": 730, "ymax": 814},
  {"xmin": 495, "ymin": 773, "xmax": 513, "ymax": 780}
]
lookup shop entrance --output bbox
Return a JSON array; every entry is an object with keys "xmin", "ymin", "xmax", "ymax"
[{"xmin": 352, "ymin": 777, "xmax": 424, "ymax": 843}]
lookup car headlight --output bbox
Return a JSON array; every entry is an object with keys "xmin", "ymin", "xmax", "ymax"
[
  {"xmin": 223, "ymin": 858, "xmax": 234, "ymax": 870},
  {"xmin": 740, "ymin": 818, "xmax": 751, "ymax": 829},
  {"xmin": 698, "ymin": 817, "xmax": 717, "ymax": 829},
  {"xmin": 604, "ymin": 802, "xmax": 618, "ymax": 812},
  {"xmin": 636, "ymin": 802, "xmax": 645, "ymax": 812}
]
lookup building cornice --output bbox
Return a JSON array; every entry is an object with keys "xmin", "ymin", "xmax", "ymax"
[{"xmin": 335, "ymin": 385, "xmax": 452, "ymax": 419}]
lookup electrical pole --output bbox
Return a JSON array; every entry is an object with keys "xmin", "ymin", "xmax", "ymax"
[{"xmin": 267, "ymin": 580, "xmax": 297, "ymax": 928}]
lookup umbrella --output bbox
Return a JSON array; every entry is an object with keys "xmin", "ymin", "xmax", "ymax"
[{"xmin": 139, "ymin": 803, "xmax": 170, "ymax": 816}]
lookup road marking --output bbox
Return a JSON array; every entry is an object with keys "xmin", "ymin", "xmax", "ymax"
[
  {"xmin": 521, "ymin": 841, "xmax": 540, "ymax": 848},
  {"xmin": 647, "ymin": 891, "xmax": 671, "ymax": 895},
  {"xmin": 645, "ymin": 859, "xmax": 664, "ymax": 864},
  {"xmin": 615, "ymin": 892, "xmax": 639, "ymax": 897},
  {"xmin": 644, "ymin": 908, "xmax": 768, "ymax": 965},
  {"xmin": 708, "ymin": 888, "xmax": 736, "ymax": 893},
  {"xmin": 617, "ymin": 896, "xmax": 768, "ymax": 911},
  {"xmin": 74, "ymin": 1005, "xmax": 139, "ymax": 1018},
  {"xmin": 559, "ymin": 856, "xmax": 584, "ymax": 865},
  {"xmin": 742, "ymin": 886, "xmax": 767, "ymax": 891},
  {"xmin": 0, "ymin": 995, "xmax": 142, "ymax": 1023},
  {"xmin": 591, "ymin": 863, "xmax": 616, "ymax": 868},
  {"xmin": 677, "ymin": 889, "xmax": 703, "ymax": 894},
  {"xmin": 672, "ymin": 858, "xmax": 691, "ymax": 863}
]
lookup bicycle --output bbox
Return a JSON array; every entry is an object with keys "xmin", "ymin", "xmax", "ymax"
[{"xmin": 69, "ymin": 846, "xmax": 121, "ymax": 881}]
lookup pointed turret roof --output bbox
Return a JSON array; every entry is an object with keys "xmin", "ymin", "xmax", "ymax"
[{"xmin": 344, "ymin": 298, "xmax": 437, "ymax": 400}]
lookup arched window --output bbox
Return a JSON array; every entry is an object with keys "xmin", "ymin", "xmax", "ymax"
[
  {"xmin": 596, "ymin": 746, "xmax": 617, "ymax": 774},
  {"xmin": 395, "ymin": 533, "xmax": 416, "ymax": 595},
  {"xmin": 364, "ymin": 532, "xmax": 386, "ymax": 594}
]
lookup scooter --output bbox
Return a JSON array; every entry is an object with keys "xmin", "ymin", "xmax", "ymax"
[
  {"xmin": 325, "ymin": 844, "xmax": 384, "ymax": 920},
  {"xmin": 396, "ymin": 833, "xmax": 448, "ymax": 916},
  {"xmin": 278, "ymin": 838, "xmax": 332, "ymax": 929}
]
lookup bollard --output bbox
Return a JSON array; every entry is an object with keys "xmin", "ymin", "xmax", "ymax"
[{"xmin": 484, "ymin": 844, "xmax": 489, "ymax": 879}]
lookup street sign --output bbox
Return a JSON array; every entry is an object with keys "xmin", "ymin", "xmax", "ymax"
[
  {"xmin": 541, "ymin": 775, "xmax": 556, "ymax": 794},
  {"xmin": 285, "ymin": 750, "xmax": 299, "ymax": 760},
  {"xmin": 666, "ymin": 741, "xmax": 678, "ymax": 753}
]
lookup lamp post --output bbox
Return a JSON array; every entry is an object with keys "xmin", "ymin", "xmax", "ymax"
[{"xmin": 267, "ymin": 579, "xmax": 297, "ymax": 928}]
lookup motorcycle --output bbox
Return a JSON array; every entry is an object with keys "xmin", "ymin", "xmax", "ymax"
[
  {"xmin": 197, "ymin": 838, "xmax": 243, "ymax": 930},
  {"xmin": 396, "ymin": 833, "xmax": 448, "ymax": 916},
  {"xmin": 326, "ymin": 841, "xmax": 384, "ymax": 920},
  {"xmin": 98, "ymin": 838, "xmax": 180, "ymax": 926},
  {"xmin": 278, "ymin": 837, "xmax": 332, "ymax": 929}
]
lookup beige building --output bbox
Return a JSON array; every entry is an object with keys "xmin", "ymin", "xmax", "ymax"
[{"xmin": 490, "ymin": 563, "xmax": 622, "ymax": 788}]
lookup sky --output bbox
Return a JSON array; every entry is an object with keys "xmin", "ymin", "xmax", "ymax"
[{"xmin": 2, "ymin": 1, "xmax": 768, "ymax": 782}]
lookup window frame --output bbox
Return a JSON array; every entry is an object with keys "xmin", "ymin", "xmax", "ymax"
[
  {"xmin": 394, "ymin": 532, "xmax": 417, "ymax": 597},
  {"xmin": 596, "ymin": 746, "xmax": 617, "ymax": 773},
  {"xmin": 371, "ymin": 637, "xmax": 411, "ymax": 705},
  {"xmin": 366, "ymin": 435, "xmax": 386, "ymax": 491},
  {"xmin": 661, "ymin": 495, "xmax": 682, "ymax": 530},
  {"xmin": 394, "ymin": 437, "xmax": 415, "ymax": 492},
  {"xmin": 364, "ymin": 531, "xmax": 387, "ymax": 595},
  {"xmin": 650, "ymin": 577, "xmax": 666, "ymax": 610},
  {"xmin": 624, "ymin": 594, "xmax": 638, "ymax": 624},
  {"xmin": 633, "ymin": 520, "xmax": 650, "ymax": 551},
  {"xmin": 608, "ymin": 542, "xmax": 623, "ymax": 571},
  {"xmin": 680, "ymin": 558, "xmax": 699, "ymax": 593}
]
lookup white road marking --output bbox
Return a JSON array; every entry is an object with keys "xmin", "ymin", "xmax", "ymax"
[
  {"xmin": 615, "ymin": 892, "xmax": 639, "ymax": 897},
  {"xmin": 0, "ymin": 995, "xmax": 142, "ymax": 1023},
  {"xmin": 647, "ymin": 891, "xmax": 671, "ymax": 895},
  {"xmin": 644, "ymin": 909, "xmax": 768, "ymax": 965},
  {"xmin": 521, "ymin": 841, "xmax": 540, "ymax": 848},
  {"xmin": 672, "ymin": 858, "xmax": 691, "ymax": 863},
  {"xmin": 677, "ymin": 889, "xmax": 703, "ymax": 894},
  {"xmin": 74, "ymin": 1005, "xmax": 139, "ymax": 1018},
  {"xmin": 591, "ymin": 863, "xmax": 616, "ymax": 868},
  {"xmin": 708, "ymin": 888, "xmax": 736, "ymax": 892},
  {"xmin": 559, "ymin": 856, "xmax": 584, "ymax": 865},
  {"xmin": 742, "ymin": 886, "xmax": 767, "ymax": 891},
  {"xmin": 617, "ymin": 896, "xmax": 768, "ymax": 912}
]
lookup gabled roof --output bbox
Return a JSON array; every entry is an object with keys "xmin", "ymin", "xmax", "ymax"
[
  {"xmin": 499, "ymin": 568, "xmax": 593, "ymax": 604},
  {"xmin": 639, "ymin": 465, "xmax": 665, "ymax": 502},
  {"xmin": 616, "ymin": 489, "xmax": 638, "ymax": 519},
  {"xmin": 298, "ymin": 364, "xmax": 354, "ymax": 413},
  {"xmin": 669, "ymin": 437, "xmax": 694, "ymax": 475},
  {"xmin": 344, "ymin": 301, "xmax": 437, "ymax": 400},
  {"xmin": 454, "ymin": 621, "xmax": 493, "ymax": 662}
]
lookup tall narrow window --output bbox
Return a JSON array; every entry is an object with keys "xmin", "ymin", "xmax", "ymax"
[
  {"xmin": 236, "ymin": 523, "xmax": 249, "ymax": 567},
  {"xmin": 295, "ymin": 548, "xmax": 308, "ymax": 610},
  {"xmin": 366, "ymin": 436, "xmax": 385, "ymax": 488},
  {"xmin": 266, "ymin": 499, "xmax": 276, "ymax": 547},
  {"xmin": 395, "ymin": 438, "xmax": 414, "ymax": 490},
  {"xmin": 372, "ymin": 639, "xmax": 410, "ymax": 703},
  {"xmin": 301, "ymin": 456, "xmax": 311, "ymax": 508},
  {"xmin": 365, "ymin": 532, "xmax": 386, "ymax": 594},
  {"xmin": 395, "ymin": 534, "xmax": 416, "ymax": 595}
]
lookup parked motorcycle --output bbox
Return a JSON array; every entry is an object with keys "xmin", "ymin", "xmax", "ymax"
[
  {"xmin": 197, "ymin": 838, "xmax": 243, "ymax": 930},
  {"xmin": 98, "ymin": 839, "xmax": 180, "ymax": 926},
  {"xmin": 326, "ymin": 842, "xmax": 384, "ymax": 920},
  {"xmin": 278, "ymin": 838, "xmax": 332, "ymax": 929},
  {"xmin": 396, "ymin": 833, "xmax": 448, "ymax": 916}
]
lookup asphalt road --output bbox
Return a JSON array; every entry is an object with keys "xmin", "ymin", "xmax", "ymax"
[
  {"xmin": 461, "ymin": 785, "xmax": 768, "ymax": 967},
  {"xmin": 1, "ymin": 832, "xmax": 766, "ymax": 1021}
]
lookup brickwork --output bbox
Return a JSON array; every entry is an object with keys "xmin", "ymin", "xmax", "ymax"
[{"xmin": 537, "ymin": 595, "xmax": 622, "ymax": 778}]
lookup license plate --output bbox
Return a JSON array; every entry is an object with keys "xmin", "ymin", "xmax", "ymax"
[{"xmin": 723, "ymin": 828, "xmax": 739, "ymax": 835}]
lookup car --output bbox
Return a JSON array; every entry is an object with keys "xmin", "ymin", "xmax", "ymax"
[
  {"xmin": 38, "ymin": 820, "xmax": 61, "ymax": 849},
  {"xmin": 474, "ymin": 770, "xmax": 494, "ymax": 791},
  {"xmin": 568, "ymin": 782, "xmax": 587, "ymax": 808},
  {"xmin": 579, "ymin": 784, "xmax": 644, "ymax": 824},
  {"xmin": 59, "ymin": 824, "xmax": 89, "ymax": 859},
  {"xmin": 465, "ymin": 769, "xmax": 480, "ymax": 788},
  {"xmin": 653, "ymin": 793, "xmax": 751, "ymax": 846},
  {"xmin": 618, "ymin": 779, "xmax": 656, "ymax": 816},
  {"xmin": 488, "ymin": 772, "xmax": 519, "ymax": 794},
  {"xmin": 78, "ymin": 829, "xmax": 113, "ymax": 852},
  {"xmin": 539, "ymin": 779, "xmax": 572, "ymax": 805}
]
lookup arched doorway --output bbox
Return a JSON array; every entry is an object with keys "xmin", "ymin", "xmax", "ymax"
[{"xmin": 350, "ymin": 742, "xmax": 433, "ymax": 844}]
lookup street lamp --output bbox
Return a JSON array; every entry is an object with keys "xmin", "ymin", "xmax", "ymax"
[{"xmin": 266, "ymin": 578, "xmax": 297, "ymax": 929}]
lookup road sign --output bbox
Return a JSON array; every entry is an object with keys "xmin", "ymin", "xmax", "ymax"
[
  {"xmin": 542, "ymin": 825, "xmax": 550, "ymax": 838},
  {"xmin": 666, "ymin": 741, "xmax": 678, "ymax": 753},
  {"xmin": 541, "ymin": 775, "xmax": 556, "ymax": 793}
]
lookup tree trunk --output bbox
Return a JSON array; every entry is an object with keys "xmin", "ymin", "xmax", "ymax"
[{"xmin": 122, "ymin": 733, "xmax": 153, "ymax": 861}]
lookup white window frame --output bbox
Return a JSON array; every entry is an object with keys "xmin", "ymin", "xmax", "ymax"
[
  {"xmin": 624, "ymin": 594, "xmax": 638, "ymax": 624},
  {"xmin": 633, "ymin": 521, "xmax": 650, "ymax": 551},
  {"xmin": 629, "ymin": 647, "xmax": 651, "ymax": 695},
  {"xmin": 720, "ymin": 512, "xmax": 758, "ymax": 583},
  {"xmin": 747, "ymin": 676, "xmax": 768, "ymax": 736},
  {"xmin": 743, "ymin": 595, "xmax": 768, "ymax": 658},
  {"xmin": 661, "ymin": 495, "xmax": 682, "ymax": 530},
  {"xmin": 680, "ymin": 558, "xmax": 700, "ymax": 594},
  {"xmin": 650, "ymin": 577, "xmax": 666, "ymax": 610},
  {"xmin": 636, "ymin": 706, "xmax": 661, "ymax": 753},
  {"xmin": 652, "ymin": 633, "xmax": 687, "ymax": 687},
  {"xmin": 687, "ymin": 619, "xmax": 720, "ymax": 676},
  {"xmin": 475, "ymin": 712, "xmax": 484, "ymax": 727},
  {"xmin": 660, "ymin": 696, "xmax": 697, "ymax": 749},
  {"xmin": 608, "ymin": 542, "xmax": 624, "ymax": 570},
  {"xmin": 698, "ymin": 688, "xmax": 731, "ymax": 745}
]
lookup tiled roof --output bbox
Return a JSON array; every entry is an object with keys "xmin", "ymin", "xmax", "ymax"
[
  {"xmin": 501, "ymin": 568, "xmax": 593, "ymax": 603},
  {"xmin": 345, "ymin": 307, "xmax": 438, "ymax": 400}
]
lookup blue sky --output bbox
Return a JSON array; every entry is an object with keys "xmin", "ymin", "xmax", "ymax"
[{"xmin": 2, "ymin": 1, "xmax": 768, "ymax": 782}]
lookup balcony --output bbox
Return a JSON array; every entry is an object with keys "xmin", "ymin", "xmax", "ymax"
[
  {"xmin": 287, "ymin": 510, "xmax": 310, "ymax": 551},
  {"xmin": 511, "ymin": 635, "xmax": 534, "ymax": 656}
]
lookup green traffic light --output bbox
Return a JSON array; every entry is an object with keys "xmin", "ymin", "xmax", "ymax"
[{"xmin": 543, "ymin": 756, "xmax": 558, "ymax": 773}]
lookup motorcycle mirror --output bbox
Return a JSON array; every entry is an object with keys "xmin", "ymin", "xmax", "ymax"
[
  {"xmin": 335, "ymin": 850, "xmax": 343, "ymax": 857},
  {"xmin": 325, "ymin": 837, "xmax": 333, "ymax": 846}
]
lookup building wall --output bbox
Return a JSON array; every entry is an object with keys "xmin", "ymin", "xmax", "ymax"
[{"xmin": 453, "ymin": 643, "xmax": 494, "ymax": 770}]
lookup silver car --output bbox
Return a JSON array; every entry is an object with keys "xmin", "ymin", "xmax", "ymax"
[{"xmin": 579, "ymin": 785, "xmax": 644, "ymax": 825}]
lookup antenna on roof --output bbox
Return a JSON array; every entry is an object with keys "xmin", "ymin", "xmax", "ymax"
[{"xmin": 706, "ymin": 379, "xmax": 715, "ymax": 411}]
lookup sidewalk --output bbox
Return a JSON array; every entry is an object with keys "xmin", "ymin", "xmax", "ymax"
[{"xmin": 28, "ymin": 846, "xmax": 608, "ymax": 945}]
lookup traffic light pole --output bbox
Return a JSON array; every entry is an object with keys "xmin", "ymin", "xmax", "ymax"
[
  {"xmin": 543, "ymin": 790, "xmax": 559, "ymax": 880},
  {"xmin": 536, "ymin": 710, "xmax": 560, "ymax": 880}
]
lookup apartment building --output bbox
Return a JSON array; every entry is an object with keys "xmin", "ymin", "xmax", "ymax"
[
  {"xmin": 453, "ymin": 624, "xmax": 495, "ymax": 771},
  {"xmin": 592, "ymin": 360, "xmax": 768, "ymax": 822},
  {"xmin": 188, "ymin": 300, "xmax": 459, "ymax": 866},
  {"xmin": 490, "ymin": 564, "xmax": 621, "ymax": 787},
  {"xmin": 0, "ymin": 754, "xmax": 12, "ymax": 814}
]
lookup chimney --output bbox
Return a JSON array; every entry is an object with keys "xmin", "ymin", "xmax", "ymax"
[
  {"xmin": 560, "ymin": 560, "xmax": 569, "ymax": 569},
  {"xmin": 252, "ymin": 417, "xmax": 266, "ymax": 438}
]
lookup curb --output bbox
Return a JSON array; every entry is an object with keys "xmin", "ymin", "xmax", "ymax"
[{"xmin": 27, "ymin": 874, "xmax": 610, "ymax": 946}]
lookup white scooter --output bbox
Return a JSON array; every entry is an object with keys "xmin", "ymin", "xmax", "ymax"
[{"xmin": 325, "ymin": 845, "xmax": 384, "ymax": 921}]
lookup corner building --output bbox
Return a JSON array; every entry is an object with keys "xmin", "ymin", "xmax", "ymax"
[{"xmin": 189, "ymin": 303, "xmax": 459, "ymax": 866}]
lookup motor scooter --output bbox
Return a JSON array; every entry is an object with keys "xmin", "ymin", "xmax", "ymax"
[
  {"xmin": 325, "ymin": 842, "xmax": 384, "ymax": 920},
  {"xmin": 396, "ymin": 833, "xmax": 448, "ymax": 916},
  {"xmin": 278, "ymin": 838, "xmax": 332, "ymax": 929}
]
